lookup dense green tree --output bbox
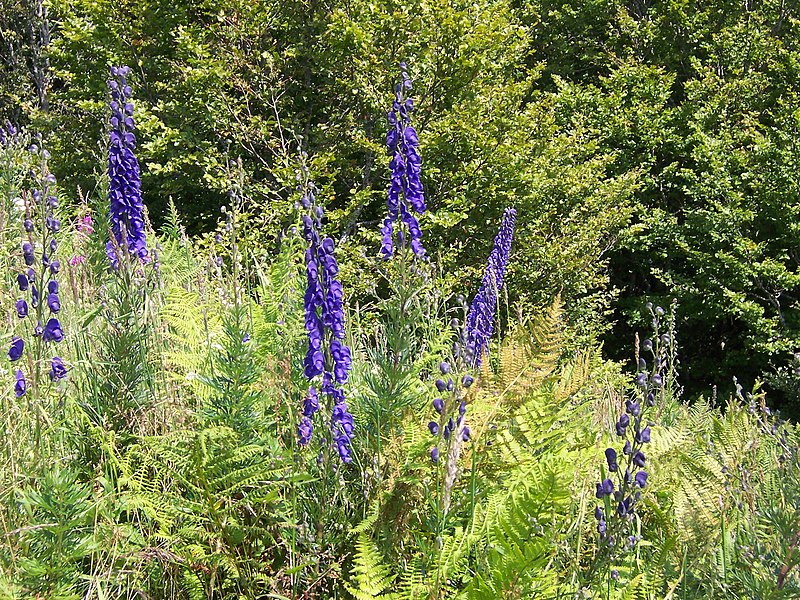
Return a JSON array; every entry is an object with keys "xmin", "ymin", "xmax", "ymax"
[{"xmin": 3, "ymin": 0, "xmax": 800, "ymax": 408}]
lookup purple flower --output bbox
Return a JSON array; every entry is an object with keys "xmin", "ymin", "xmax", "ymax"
[
  {"xmin": 47, "ymin": 280, "xmax": 58, "ymax": 294},
  {"xmin": 22, "ymin": 242, "xmax": 34, "ymax": 266},
  {"xmin": 461, "ymin": 426, "xmax": 470, "ymax": 442},
  {"xmin": 49, "ymin": 260, "xmax": 60, "ymax": 274},
  {"xmin": 428, "ymin": 421, "xmax": 439, "ymax": 435},
  {"xmin": 15, "ymin": 299, "xmax": 28, "ymax": 318},
  {"xmin": 299, "ymin": 387, "xmax": 320, "ymax": 446},
  {"xmin": 462, "ymin": 374, "xmax": 474, "ymax": 387},
  {"xmin": 298, "ymin": 182, "xmax": 354, "ymax": 462},
  {"xmin": 17, "ymin": 274, "xmax": 28, "ymax": 291},
  {"xmin": 49, "ymin": 356, "xmax": 67, "ymax": 381},
  {"xmin": 298, "ymin": 417, "xmax": 313, "ymax": 446},
  {"xmin": 8, "ymin": 337, "xmax": 23, "ymax": 361},
  {"xmin": 433, "ymin": 398, "xmax": 444, "ymax": 414},
  {"xmin": 595, "ymin": 478, "xmax": 614, "ymax": 498},
  {"xmin": 464, "ymin": 208, "xmax": 517, "ymax": 367},
  {"xmin": 47, "ymin": 293, "xmax": 60, "ymax": 313},
  {"xmin": 381, "ymin": 65, "xmax": 426, "ymax": 258},
  {"xmin": 616, "ymin": 413, "xmax": 630, "ymax": 436},
  {"xmin": 634, "ymin": 471, "xmax": 648, "ymax": 488},
  {"xmin": 617, "ymin": 497, "xmax": 632, "ymax": 516},
  {"xmin": 431, "ymin": 447, "xmax": 440, "ymax": 463},
  {"xmin": 635, "ymin": 426, "xmax": 651, "ymax": 444},
  {"xmin": 14, "ymin": 370, "xmax": 26, "ymax": 397},
  {"xmin": 605, "ymin": 447, "xmax": 618, "ymax": 472},
  {"xmin": 43, "ymin": 318, "xmax": 63, "ymax": 343},
  {"xmin": 106, "ymin": 66, "xmax": 149, "ymax": 268},
  {"xmin": 633, "ymin": 451, "xmax": 646, "ymax": 468}
]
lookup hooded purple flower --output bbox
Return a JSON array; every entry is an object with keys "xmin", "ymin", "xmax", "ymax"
[
  {"xmin": 106, "ymin": 66, "xmax": 149, "ymax": 268},
  {"xmin": 43, "ymin": 318, "xmax": 63, "ymax": 343},
  {"xmin": 22, "ymin": 242, "xmax": 34, "ymax": 266},
  {"xmin": 49, "ymin": 356, "xmax": 67, "ymax": 381},
  {"xmin": 381, "ymin": 64, "xmax": 426, "ymax": 259},
  {"xmin": 15, "ymin": 299, "xmax": 28, "ymax": 318},
  {"xmin": 464, "ymin": 208, "xmax": 517, "ymax": 367},
  {"xmin": 47, "ymin": 293, "xmax": 60, "ymax": 313},
  {"xmin": 8, "ymin": 337, "xmax": 23, "ymax": 361},
  {"xmin": 298, "ymin": 387, "xmax": 320, "ymax": 446},
  {"xmin": 14, "ymin": 370, "xmax": 26, "ymax": 397}
]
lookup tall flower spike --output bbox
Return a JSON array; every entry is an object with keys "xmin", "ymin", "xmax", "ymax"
[
  {"xmin": 107, "ymin": 65, "xmax": 148, "ymax": 268},
  {"xmin": 381, "ymin": 64, "xmax": 426, "ymax": 259},
  {"xmin": 464, "ymin": 208, "xmax": 517, "ymax": 367},
  {"xmin": 299, "ymin": 178, "xmax": 354, "ymax": 463}
]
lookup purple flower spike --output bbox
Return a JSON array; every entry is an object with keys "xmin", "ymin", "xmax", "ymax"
[
  {"xmin": 381, "ymin": 65, "xmax": 426, "ymax": 259},
  {"xmin": 464, "ymin": 208, "xmax": 517, "ymax": 367},
  {"xmin": 298, "ymin": 181, "xmax": 354, "ymax": 462},
  {"xmin": 107, "ymin": 66, "xmax": 149, "ymax": 268}
]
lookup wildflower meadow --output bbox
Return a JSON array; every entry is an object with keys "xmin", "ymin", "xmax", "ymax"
[{"xmin": 1, "ymin": 1, "xmax": 800, "ymax": 598}]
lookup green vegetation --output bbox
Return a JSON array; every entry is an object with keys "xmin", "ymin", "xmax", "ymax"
[{"xmin": 1, "ymin": 0, "xmax": 800, "ymax": 597}]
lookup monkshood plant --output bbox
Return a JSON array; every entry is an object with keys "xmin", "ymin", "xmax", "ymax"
[
  {"xmin": 592, "ymin": 301, "xmax": 677, "ymax": 586},
  {"xmin": 75, "ymin": 66, "xmax": 159, "ymax": 434},
  {"xmin": 9, "ymin": 145, "xmax": 67, "ymax": 415},
  {"xmin": 296, "ymin": 166, "xmax": 355, "ymax": 464},
  {"xmin": 381, "ymin": 64, "xmax": 426, "ymax": 259}
]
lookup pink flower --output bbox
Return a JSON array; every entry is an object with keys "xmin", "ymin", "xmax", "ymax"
[{"xmin": 78, "ymin": 214, "xmax": 94, "ymax": 235}]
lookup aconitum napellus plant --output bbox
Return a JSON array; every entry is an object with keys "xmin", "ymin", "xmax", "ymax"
[
  {"xmin": 594, "ymin": 303, "xmax": 674, "ymax": 559},
  {"xmin": 106, "ymin": 66, "xmax": 148, "ymax": 268},
  {"xmin": 381, "ymin": 63, "xmax": 426, "ymax": 259},
  {"xmin": 10, "ymin": 144, "xmax": 67, "ymax": 396},
  {"xmin": 464, "ymin": 207, "xmax": 517, "ymax": 367},
  {"xmin": 298, "ymin": 177, "xmax": 355, "ymax": 464}
]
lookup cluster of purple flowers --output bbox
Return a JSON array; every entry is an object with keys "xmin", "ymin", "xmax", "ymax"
[
  {"xmin": 428, "ymin": 361, "xmax": 473, "ymax": 463},
  {"xmin": 380, "ymin": 64, "xmax": 426, "ymax": 259},
  {"xmin": 298, "ymin": 181, "xmax": 354, "ymax": 463},
  {"xmin": 0, "ymin": 121, "xmax": 18, "ymax": 147},
  {"xmin": 464, "ymin": 208, "xmax": 517, "ymax": 367},
  {"xmin": 594, "ymin": 305, "xmax": 668, "ymax": 551},
  {"xmin": 106, "ymin": 66, "xmax": 148, "ymax": 268},
  {"xmin": 11, "ymin": 151, "xmax": 68, "ymax": 396}
]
